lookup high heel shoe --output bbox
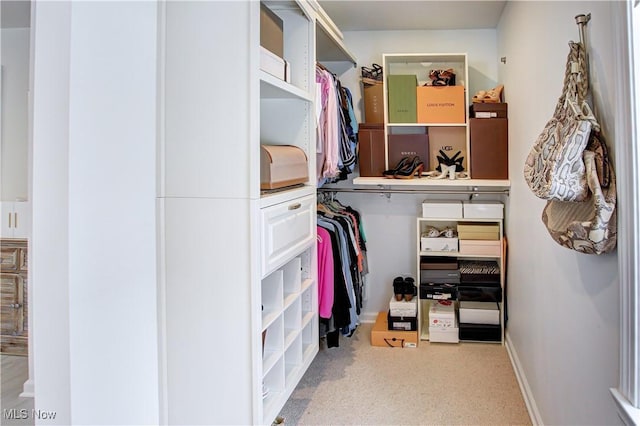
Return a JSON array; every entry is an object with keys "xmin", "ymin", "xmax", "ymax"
[
  {"xmin": 383, "ymin": 156, "xmax": 413, "ymax": 178},
  {"xmin": 394, "ymin": 156, "xmax": 424, "ymax": 179}
]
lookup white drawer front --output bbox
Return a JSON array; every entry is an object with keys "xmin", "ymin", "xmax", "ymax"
[{"xmin": 261, "ymin": 195, "xmax": 315, "ymax": 277}]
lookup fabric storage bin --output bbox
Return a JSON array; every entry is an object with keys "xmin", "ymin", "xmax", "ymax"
[
  {"xmin": 421, "ymin": 237, "xmax": 458, "ymax": 252},
  {"xmin": 457, "ymin": 222, "xmax": 500, "ymax": 240},
  {"xmin": 422, "ymin": 200, "xmax": 462, "ymax": 218},
  {"xmin": 462, "ymin": 201, "xmax": 504, "ymax": 219},
  {"xmin": 458, "ymin": 240, "xmax": 501, "ymax": 256}
]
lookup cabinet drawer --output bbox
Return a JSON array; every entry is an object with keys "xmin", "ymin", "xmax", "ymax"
[{"xmin": 261, "ymin": 195, "xmax": 315, "ymax": 277}]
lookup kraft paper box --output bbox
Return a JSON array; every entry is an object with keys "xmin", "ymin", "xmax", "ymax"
[
  {"xmin": 260, "ymin": 3, "xmax": 284, "ymax": 58},
  {"xmin": 363, "ymin": 82, "xmax": 384, "ymax": 123},
  {"xmin": 260, "ymin": 145, "xmax": 308, "ymax": 190},
  {"xmin": 371, "ymin": 312, "xmax": 418, "ymax": 348},
  {"xmin": 428, "ymin": 127, "xmax": 467, "ymax": 173},
  {"xmin": 416, "ymin": 86, "xmax": 465, "ymax": 124}
]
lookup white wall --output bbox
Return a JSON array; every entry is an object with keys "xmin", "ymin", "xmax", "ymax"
[
  {"xmin": 1, "ymin": 27, "xmax": 29, "ymax": 201},
  {"xmin": 31, "ymin": 2, "xmax": 160, "ymax": 424},
  {"xmin": 498, "ymin": 2, "xmax": 619, "ymax": 425}
]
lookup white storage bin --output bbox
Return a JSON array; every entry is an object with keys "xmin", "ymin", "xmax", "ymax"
[
  {"xmin": 463, "ymin": 201, "xmax": 504, "ymax": 219},
  {"xmin": 421, "ymin": 237, "xmax": 458, "ymax": 252},
  {"xmin": 422, "ymin": 200, "xmax": 463, "ymax": 218}
]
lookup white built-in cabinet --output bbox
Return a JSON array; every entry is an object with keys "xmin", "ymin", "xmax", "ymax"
[
  {"xmin": 0, "ymin": 202, "xmax": 30, "ymax": 239},
  {"xmin": 161, "ymin": 1, "xmax": 354, "ymax": 424}
]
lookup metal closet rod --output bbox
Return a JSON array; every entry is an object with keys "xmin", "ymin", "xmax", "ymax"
[
  {"xmin": 317, "ymin": 187, "xmax": 510, "ymax": 196},
  {"xmin": 575, "ymin": 13, "xmax": 591, "ymax": 51}
]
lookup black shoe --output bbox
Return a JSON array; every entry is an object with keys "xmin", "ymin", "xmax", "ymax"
[
  {"xmin": 403, "ymin": 277, "xmax": 416, "ymax": 301},
  {"xmin": 393, "ymin": 276, "xmax": 405, "ymax": 301}
]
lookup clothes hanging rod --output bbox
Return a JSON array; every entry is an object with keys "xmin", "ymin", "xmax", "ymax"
[{"xmin": 317, "ymin": 187, "xmax": 510, "ymax": 196}]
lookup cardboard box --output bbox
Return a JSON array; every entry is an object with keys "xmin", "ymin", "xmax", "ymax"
[
  {"xmin": 363, "ymin": 82, "xmax": 384, "ymax": 124},
  {"xmin": 371, "ymin": 312, "xmax": 418, "ymax": 348},
  {"xmin": 358, "ymin": 124, "xmax": 385, "ymax": 177},
  {"xmin": 389, "ymin": 295, "xmax": 417, "ymax": 317},
  {"xmin": 387, "ymin": 75, "xmax": 417, "ymax": 123},
  {"xmin": 260, "ymin": 46, "xmax": 286, "ymax": 81},
  {"xmin": 388, "ymin": 132, "xmax": 429, "ymax": 171},
  {"xmin": 416, "ymin": 86, "xmax": 465, "ymax": 124},
  {"xmin": 260, "ymin": 4, "xmax": 284, "ymax": 57},
  {"xmin": 462, "ymin": 201, "xmax": 504, "ymax": 219},
  {"xmin": 459, "ymin": 301, "xmax": 500, "ymax": 325},
  {"xmin": 429, "ymin": 325, "xmax": 460, "ymax": 343},
  {"xmin": 420, "ymin": 237, "xmax": 458, "ymax": 252},
  {"xmin": 387, "ymin": 310, "xmax": 418, "ymax": 331},
  {"xmin": 457, "ymin": 223, "xmax": 500, "ymax": 240},
  {"xmin": 469, "ymin": 118, "xmax": 508, "ymax": 179},
  {"xmin": 428, "ymin": 300, "xmax": 457, "ymax": 329},
  {"xmin": 428, "ymin": 127, "xmax": 467, "ymax": 173},
  {"xmin": 471, "ymin": 102, "xmax": 508, "ymax": 119},
  {"xmin": 422, "ymin": 200, "xmax": 462, "ymax": 218},
  {"xmin": 260, "ymin": 145, "xmax": 308, "ymax": 190},
  {"xmin": 459, "ymin": 240, "xmax": 501, "ymax": 256}
]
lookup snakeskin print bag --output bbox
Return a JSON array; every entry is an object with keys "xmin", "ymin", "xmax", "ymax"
[
  {"xmin": 541, "ymin": 131, "xmax": 617, "ymax": 255},
  {"xmin": 524, "ymin": 42, "xmax": 598, "ymax": 202}
]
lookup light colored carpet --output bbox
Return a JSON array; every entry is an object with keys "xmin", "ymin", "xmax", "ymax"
[{"xmin": 279, "ymin": 323, "xmax": 531, "ymax": 425}]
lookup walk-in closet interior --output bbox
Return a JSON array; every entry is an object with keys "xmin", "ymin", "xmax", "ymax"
[{"xmin": 5, "ymin": 0, "xmax": 638, "ymax": 425}]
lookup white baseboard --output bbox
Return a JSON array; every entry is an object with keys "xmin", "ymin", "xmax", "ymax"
[
  {"xmin": 20, "ymin": 379, "xmax": 34, "ymax": 398},
  {"xmin": 360, "ymin": 311, "xmax": 379, "ymax": 323},
  {"xmin": 505, "ymin": 332, "xmax": 543, "ymax": 426}
]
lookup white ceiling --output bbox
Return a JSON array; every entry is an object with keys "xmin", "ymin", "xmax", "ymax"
[
  {"xmin": 317, "ymin": 1, "xmax": 507, "ymax": 31},
  {"xmin": 1, "ymin": 1, "xmax": 30, "ymax": 29}
]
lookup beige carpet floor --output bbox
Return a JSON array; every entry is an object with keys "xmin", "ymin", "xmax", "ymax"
[{"xmin": 279, "ymin": 322, "xmax": 531, "ymax": 425}]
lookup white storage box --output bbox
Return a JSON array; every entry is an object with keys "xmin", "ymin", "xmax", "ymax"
[
  {"xmin": 428, "ymin": 300, "xmax": 456, "ymax": 329},
  {"xmin": 463, "ymin": 201, "xmax": 504, "ymax": 219},
  {"xmin": 458, "ymin": 240, "xmax": 501, "ymax": 256},
  {"xmin": 422, "ymin": 200, "xmax": 463, "ymax": 218},
  {"xmin": 260, "ymin": 145, "xmax": 308, "ymax": 190},
  {"xmin": 389, "ymin": 296, "xmax": 417, "ymax": 317},
  {"xmin": 459, "ymin": 301, "xmax": 500, "ymax": 325},
  {"xmin": 260, "ymin": 45, "xmax": 286, "ymax": 80},
  {"xmin": 421, "ymin": 237, "xmax": 458, "ymax": 252},
  {"xmin": 429, "ymin": 325, "xmax": 459, "ymax": 343}
]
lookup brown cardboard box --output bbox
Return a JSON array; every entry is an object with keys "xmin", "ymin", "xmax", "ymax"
[
  {"xmin": 371, "ymin": 312, "xmax": 418, "ymax": 348},
  {"xmin": 470, "ymin": 118, "xmax": 508, "ymax": 179},
  {"xmin": 358, "ymin": 124, "xmax": 385, "ymax": 177},
  {"xmin": 260, "ymin": 145, "xmax": 308, "ymax": 190},
  {"xmin": 260, "ymin": 4, "xmax": 283, "ymax": 58},
  {"xmin": 416, "ymin": 86, "xmax": 466, "ymax": 124},
  {"xmin": 428, "ymin": 127, "xmax": 467, "ymax": 173},
  {"xmin": 363, "ymin": 82, "xmax": 384, "ymax": 123},
  {"xmin": 388, "ymin": 132, "xmax": 429, "ymax": 171}
]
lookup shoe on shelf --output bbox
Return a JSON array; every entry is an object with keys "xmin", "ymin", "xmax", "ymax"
[
  {"xmin": 393, "ymin": 276, "xmax": 405, "ymax": 301},
  {"xmin": 403, "ymin": 277, "xmax": 416, "ymax": 302},
  {"xmin": 383, "ymin": 156, "xmax": 413, "ymax": 178},
  {"xmin": 482, "ymin": 84, "xmax": 504, "ymax": 103},
  {"xmin": 393, "ymin": 156, "xmax": 424, "ymax": 179}
]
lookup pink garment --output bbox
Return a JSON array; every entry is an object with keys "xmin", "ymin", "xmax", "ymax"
[
  {"xmin": 315, "ymin": 68, "xmax": 339, "ymax": 179},
  {"xmin": 317, "ymin": 226, "xmax": 334, "ymax": 319}
]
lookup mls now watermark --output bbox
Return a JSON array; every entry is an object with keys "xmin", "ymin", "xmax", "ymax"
[{"xmin": 3, "ymin": 409, "xmax": 57, "ymax": 420}]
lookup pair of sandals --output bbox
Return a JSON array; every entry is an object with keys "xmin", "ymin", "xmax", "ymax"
[
  {"xmin": 361, "ymin": 63, "xmax": 383, "ymax": 85},
  {"xmin": 424, "ymin": 226, "xmax": 457, "ymax": 239},
  {"xmin": 472, "ymin": 84, "xmax": 504, "ymax": 103},
  {"xmin": 424, "ymin": 68, "xmax": 456, "ymax": 86}
]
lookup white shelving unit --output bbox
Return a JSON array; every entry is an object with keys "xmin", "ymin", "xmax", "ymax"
[
  {"xmin": 161, "ymin": 1, "xmax": 355, "ymax": 424},
  {"xmin": 416, "ymin": 215, "xmax": 505, "ymax": 344}
]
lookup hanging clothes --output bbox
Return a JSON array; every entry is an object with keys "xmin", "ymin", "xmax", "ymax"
[
  {"xmin": 316, "ymin": 64, "xmax": 358, "ymax": 186},
  {"xmin": 316, "ymin": 194, "xmax": 368, "ymax": 345}
]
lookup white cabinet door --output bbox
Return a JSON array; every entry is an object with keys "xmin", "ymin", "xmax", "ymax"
[{"xmin": 0, "ymin": 202, "xmax": 30, "ymax": 239}]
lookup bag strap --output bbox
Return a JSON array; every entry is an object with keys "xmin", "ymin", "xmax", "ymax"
[{"xmin": 554, "ymin": 42, "xmax": 589, "ymax": 116}]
